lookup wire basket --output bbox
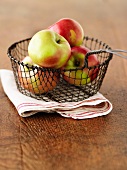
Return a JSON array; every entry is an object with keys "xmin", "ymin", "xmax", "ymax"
[{"xmin": 7, "ymin": 36, "xmax": 113, "ymax": 103}]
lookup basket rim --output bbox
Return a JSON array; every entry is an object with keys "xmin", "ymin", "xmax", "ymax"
[{"xmin": 7, "ymin": 36, "xmax": 113, "ymax": 70}]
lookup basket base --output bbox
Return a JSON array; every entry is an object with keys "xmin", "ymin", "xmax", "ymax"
[{"xmin": 18, "ymin": 78, "xmax": 100, "ymax": 103}]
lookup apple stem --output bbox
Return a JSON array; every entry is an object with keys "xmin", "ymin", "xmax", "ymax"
[
  {"xmin": 74, "ymin": 60, "xmax": 80, "ymax": 67},
  {"xmin": 56, "ymin": 39, "xmax": 61, "ymax": 44}
]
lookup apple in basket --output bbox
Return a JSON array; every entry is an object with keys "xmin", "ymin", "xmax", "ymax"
[
  {"xmin": 28, "ymin": 29, "xmax": 71, "ymax": 69},
  {"xmin": 48, "ymin": 18, "xmax": 84, "ymax": 47},
  {"xmin": 18, "ymin": 56, "xmax": 60, "ymax": 94},
  {"xmin": 62, "ymin": 46, "xmax": 100, "ymax": 85}
]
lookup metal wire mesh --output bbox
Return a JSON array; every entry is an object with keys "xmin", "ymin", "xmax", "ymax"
[{"xmin": 7, "ymin": 36, "xmax": 113, "ymax": 102}]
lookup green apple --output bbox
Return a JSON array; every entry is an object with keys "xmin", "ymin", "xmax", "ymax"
[
  {"xmin": 28, "ymin": 30, "xmax": 71, "ymax": 69},
  {"xmin": 18, "ymin": 56, "xmax": 60, "ymax": 94},
  {"xmin": 62, "ymin": 46, "xmax": 100, "ymax": 85}
]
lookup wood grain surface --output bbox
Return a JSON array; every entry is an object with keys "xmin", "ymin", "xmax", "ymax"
[{"xmin": 0, "ymin": 0, "xmax": 127, "ymax": 170}]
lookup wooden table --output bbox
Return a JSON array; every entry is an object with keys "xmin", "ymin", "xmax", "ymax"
[{"xmin": 0, "ymin": 0, "xmax": 127, "ymax": 169}]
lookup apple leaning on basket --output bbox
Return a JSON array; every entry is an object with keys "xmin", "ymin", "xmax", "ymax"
[{"xmin": 18, "ymin": 18, "xmax": 100, "ymax": 94}]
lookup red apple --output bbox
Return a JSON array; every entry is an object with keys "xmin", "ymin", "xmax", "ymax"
[
  {"xmin": 62, "ymin": 46, "xmax": 100, "ymax": 85},
  {"xmin": 48, "ymin": 18, "xmax": 84, "ymax": 47},
  {"xmin": 18, "ymin": 56, "xmax": 60, "ymax": 94},
  {"xmin": 28, "ymin": 30, "xmax": 71, "ymax": 69}
]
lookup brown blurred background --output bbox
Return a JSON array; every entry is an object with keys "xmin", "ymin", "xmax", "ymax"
[
  {"xmin": 1, "ymin": 0, "xmax": 127, "ymax": 68},
  {"xmin": 0, "ymin": 0, "xmax": 127, "ymax": 170}
]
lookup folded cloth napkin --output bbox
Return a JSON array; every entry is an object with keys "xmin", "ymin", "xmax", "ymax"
[{"xmin": 0, "ymin": 69, "xmax": 113, "ymax": 119}]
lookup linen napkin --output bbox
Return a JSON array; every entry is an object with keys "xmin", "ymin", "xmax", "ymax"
[{"xmin": 0, "ymin": 69, "xmax": 113, "ymax": 119}]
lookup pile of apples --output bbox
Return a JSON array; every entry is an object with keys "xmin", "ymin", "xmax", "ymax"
[{"xmin": 18, "ymin": 18, "xmax": 99, "ymax": 94}]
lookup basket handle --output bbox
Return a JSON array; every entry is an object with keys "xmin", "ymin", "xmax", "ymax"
[{"xmin": 84, "ymin": 49, "xmax": 127, "ymax": 68}]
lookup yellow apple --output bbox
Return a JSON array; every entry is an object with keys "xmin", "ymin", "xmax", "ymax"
[
  {"xmin": 28, "ymin": 30, "xmax": 71, "ymax": 69},
  {"xmin": 62, "ymin": 46, "xmax": 99, "ymax": 85},
  {"xmin": 18, "ymin": 56, "xmax": 60, "ymax": 94}
]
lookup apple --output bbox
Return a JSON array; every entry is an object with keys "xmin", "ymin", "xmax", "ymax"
[
  {"xmin": 62, "ymin": 46, "xmax": 100, "ymax": 85},
  {"xmin": 48, "ymin": 18, "xmax": 84, "ymax": 47},
  {"xmin": 18, "ymin": 56, "xmax": 60, "ymax": 94},
  {"xmin": 28, "ymin": 30, "xmax": 71, "ymax": 69}
]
